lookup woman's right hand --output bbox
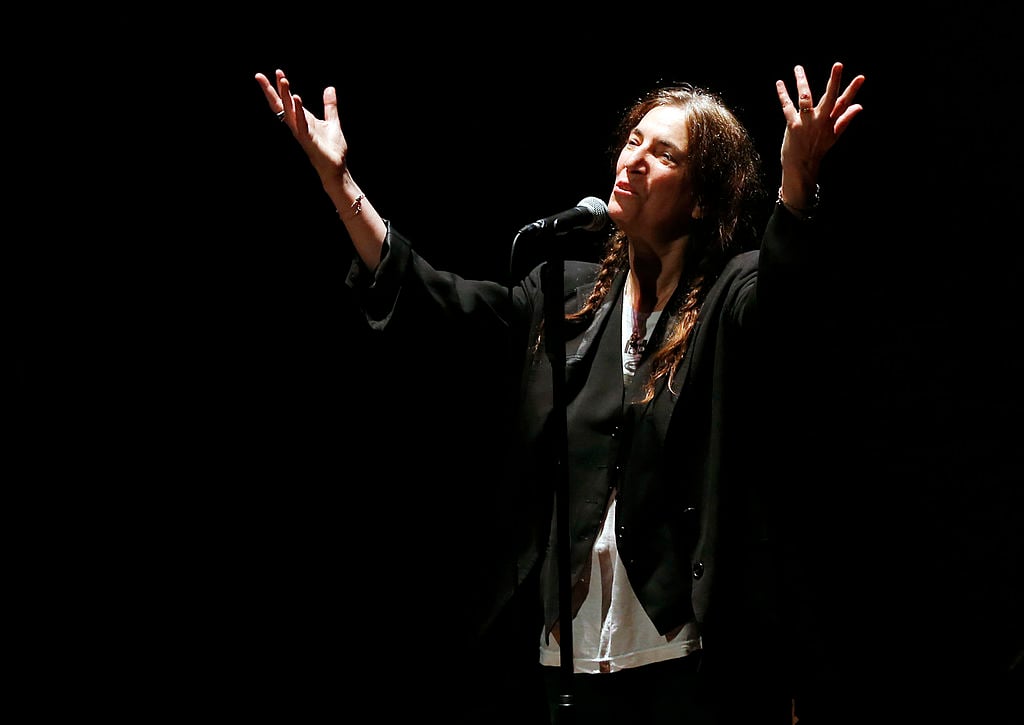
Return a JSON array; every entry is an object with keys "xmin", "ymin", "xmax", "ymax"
[
  {"xmin": 256, "ymin": 69, "xmax": 386, "ymax": 269},
  {"xmin": 255, "ymin": 69, "xmax": 349, "ymax": 187}
]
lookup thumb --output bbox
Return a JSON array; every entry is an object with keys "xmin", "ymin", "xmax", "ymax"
[{"xmin": 323, "ymin": 86, "xmax": 339, "ymax": 124}]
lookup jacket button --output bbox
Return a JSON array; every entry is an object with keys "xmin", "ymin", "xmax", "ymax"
[{"xmin": 692, "ymin": 561, "xmax": 704, "ymax": 579}]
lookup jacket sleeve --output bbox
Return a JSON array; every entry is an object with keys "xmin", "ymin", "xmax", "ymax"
[
  {"xmin": 343, "ymin": 222, "xmax": 527, "ymax": 334},
  {"xmin": 754, "ymin": 203, "xmax": 828, "ymax": 319}
]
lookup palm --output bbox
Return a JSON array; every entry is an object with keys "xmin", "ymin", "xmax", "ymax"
[{"xmin": 299, "ymin": 104, "xmax": 348, "ymax": 176}]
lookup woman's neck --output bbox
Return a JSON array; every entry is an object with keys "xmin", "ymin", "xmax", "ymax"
[{"xmin": 628, "ymin": 239, "xmax": 686, "ymax": 313}]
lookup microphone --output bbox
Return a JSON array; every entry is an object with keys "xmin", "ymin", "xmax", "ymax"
[{"xmin": 517, "ymin": 196, "xmax": 609, "ymax": 236}]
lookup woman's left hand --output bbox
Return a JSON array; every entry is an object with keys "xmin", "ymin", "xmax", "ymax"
[{"xmin": 776, "ymin": 62, "xmax": 865, "ymax": 209}]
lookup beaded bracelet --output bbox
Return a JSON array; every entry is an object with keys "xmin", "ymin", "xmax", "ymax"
[{"xmin": 777, "ymin": 184, "xmax": 820, "ymax": 220}]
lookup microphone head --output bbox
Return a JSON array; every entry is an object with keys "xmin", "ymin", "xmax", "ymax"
[{"xmin": 577, "ymin": 196, "xmax": 609, "ymax": 231}]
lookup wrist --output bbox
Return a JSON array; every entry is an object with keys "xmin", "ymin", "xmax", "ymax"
[
  {"xmin": 777, "ymin": 183, "xmax": 820, "ymax": 221},
  {"xmin": 337, "ymin": 193, "xmax": 365, "ymax": 222}
]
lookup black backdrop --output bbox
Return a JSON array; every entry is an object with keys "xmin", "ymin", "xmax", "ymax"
[{"xmin": 13, "ymin": 11, "xmax": 1021, "ymax": 721}]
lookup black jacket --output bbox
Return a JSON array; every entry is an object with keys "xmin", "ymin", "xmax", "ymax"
[{"xmin": 346, "ymin": 204, "xmax": 821, "ymax": 680}]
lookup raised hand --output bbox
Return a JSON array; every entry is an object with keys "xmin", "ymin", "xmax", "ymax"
[
  {"xmin": 255, "ymin": 69, "xmax": 349, "ymax": 186},
  {"xmin": 775, "ymin": 62, "xmax": 865, "ymax": 210}
]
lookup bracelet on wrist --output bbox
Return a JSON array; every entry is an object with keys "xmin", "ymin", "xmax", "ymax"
[
  {"xmin": 337, "ymin": 193, "xmax": 365, "ymax": 220},
  {"xmin": 777, "ymin": 184, "xmax": 820, "ymax": 220}
]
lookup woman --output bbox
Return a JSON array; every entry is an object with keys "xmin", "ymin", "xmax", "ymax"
[{"xmin": 256, "ymin": 61, "xmax": 865, "ymax": 724}]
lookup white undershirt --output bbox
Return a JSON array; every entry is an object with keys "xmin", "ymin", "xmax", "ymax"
[
  {"xmin": 620, "ymin": 278, "xmax": 661, "ymax": 380},
  {"xmin": 538, "ymin": 284, "xmax": 700, "ymax": 674},
  {"xmin": 538, "ymin": 491, "xmax": 701, "ymax": 673}
]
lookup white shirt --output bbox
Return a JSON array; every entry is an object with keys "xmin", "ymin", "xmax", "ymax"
[
  {"xmin": 538, "ymin": 283, "xmax": 701, "ymax": 673},
  {"xmin": 538, "ymin": 490, "xmax": 701, "ymax": 673}
]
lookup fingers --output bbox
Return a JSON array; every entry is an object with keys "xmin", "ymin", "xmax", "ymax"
[
  {"xmin": 822, "ymin": 62, "xmax": 843, "ymax": 107},
  {"xmin": 255, "ymin": 71, "xmax": 283, "ymax": 111},
  {"xmin": 775, "ymin": 79, "xmax": 796, "ymax": 118},
  {"xmin": 830, "ymin": 69, "xmax": 866, "ymax": 136},
  {"xmin": 779, "ymin": 62, "xmax": 866, "ymax": 127},
  {"xmin": 820, "ymin": 63, "xmax": 867, "ymax": 123},
  {"xmin": 269, "ymin": 70, "xmax": 305, "ymax": 131},
  {"xmin": 276, "ymin": 70, "xmax": 292, "ymax": 115},
  {"xmin": 833, "ymin": 96, "xmax": 865, "ymax": 138},
  {"xmin": 793, "ymin": 65, "xmax": 812, "ymax": 112},
  {"xmin": 777, "ymin": 65, "xmax": 815, "ymax": 120},
  {"xmin": 293, "ymin": 93, "xmax": 309, "ymax": 135},
  {"xmin": 835, "ymin": 73, "xmax": 866, "ymax": 113}
]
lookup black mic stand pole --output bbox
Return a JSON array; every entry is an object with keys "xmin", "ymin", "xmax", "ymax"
[
  {"xmin": 509, "ymin": 223, "xmax": 576, "ymax": 724},
  {"xmin": 540, "ymin": 237, "xmax": 575, "ymax": 725}
]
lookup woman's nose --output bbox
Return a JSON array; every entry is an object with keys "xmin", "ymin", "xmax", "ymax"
[{"xmin": 622, "ymin": 149, "xmax": 646, "ymax": 172}]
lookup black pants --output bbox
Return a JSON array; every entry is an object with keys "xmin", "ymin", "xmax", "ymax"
[{"xmin": 542, "ymin": 655, "xmax": 715, "ymax": 725}]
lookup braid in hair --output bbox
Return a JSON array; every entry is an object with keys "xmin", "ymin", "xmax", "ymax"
[{"xmin": 530, "ymin": 83, "xmax": 764, "ymax": 396}]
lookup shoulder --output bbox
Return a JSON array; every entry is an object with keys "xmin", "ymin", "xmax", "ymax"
[
  {"xmin": 565, "ymin": 260, "xmax": 601, "ymax": 288},
  {"xmin": 712, "ymin": 250, "xmax": 759, "ymax": 299},
  {"xmin": 722, "ymin": 249, "xmax": 758, "ymax": 278},
  {"xmin": 522, "ymin": 259, "xmax": 601, "ymax": 294},
  {"xmin": 695, "ymin": 250, "xmax": 759, "ymax": 327}
]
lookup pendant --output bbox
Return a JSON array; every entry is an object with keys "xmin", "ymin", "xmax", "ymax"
[{"xmin": 625, "ymin": 329, "xmax": 646, "ymax": 356}]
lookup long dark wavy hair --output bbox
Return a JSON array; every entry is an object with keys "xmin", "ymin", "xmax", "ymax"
[{"xmin": 568, "ymin": 84, "xmax": 765, "ymax": 402}]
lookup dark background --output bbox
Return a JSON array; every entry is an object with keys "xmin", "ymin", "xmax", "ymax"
[{"xmin": 13, "ymin": 10, "xmax": 1020, "ymax": 720}]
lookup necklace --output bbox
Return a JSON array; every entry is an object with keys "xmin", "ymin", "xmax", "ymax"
[
  {"xmin": 623, "ymin": 276, "xmax": 656, "ymax": 356},
  {"xmin": 622, "ymin": 280, "xmax": 660, "ymax": 377},
  {"xmin": 625, "ymin": 323, "xmax": 647, "ymax": 356}
]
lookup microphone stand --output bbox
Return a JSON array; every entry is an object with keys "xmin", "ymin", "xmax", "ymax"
[
  {"xmin": 513, "ymin": 214, "xmax": 599, "ymax": 724},
  {"xmin": 540, "ymin": 238, "xmax": 575, "ymax": 725}
]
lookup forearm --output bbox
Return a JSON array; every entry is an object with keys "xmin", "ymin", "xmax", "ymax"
[{"xmin": 321, "ymin": 173, "xmax": 387, "ymax": 270}]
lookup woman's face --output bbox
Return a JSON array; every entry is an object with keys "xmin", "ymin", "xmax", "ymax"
[{"xmin": 608, "ymin": 104, "xmax": 700, "ymax": 246}]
